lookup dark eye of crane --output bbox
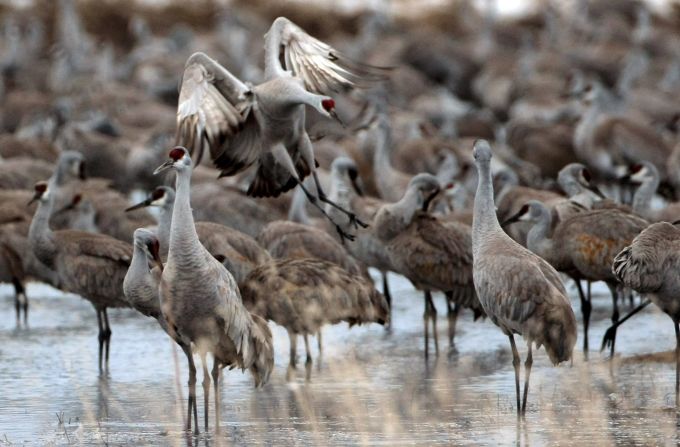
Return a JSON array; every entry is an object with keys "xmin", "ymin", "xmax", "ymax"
[
  {"xmin": 322, "ymin": 99, "xmax": 335, "ymax": 111},
  {"xmin": 169, "ymin": 147, "xmax": 185, "ymax": 161},
  {"xmin": 151, "ymin": 188, "xmax": 165, "ymax": 200}
]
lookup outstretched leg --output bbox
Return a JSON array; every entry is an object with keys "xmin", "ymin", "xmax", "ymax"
[
  {"xmin": 508, "ymin": 334, "xmax": 521, "ymax": 417},
  {"xmin": 574, "ymin": 279, "xmax": 591, "ymax": 358},
  {"xmin": 297, "ymin": 179, "xmax": 357, "ymax": 242},
  {"xmin": 180, "ymin": 343, "xmax": 198, "ymax": 433},
  {"xmin": 522, "ymin": 343, "xmax": 533, "ymax": 415},
  {"xmin": 600, "ymin": 300, "xmax": 650, "ymax": 353},
  {"xmin": 212, "ymin": 361, "xmax": 221, "ymax": 433},
  {"xmin": 445, "ymin": 294, "xmax": 460, "ymax": 349},
  {"xmin": 312, "ymin": 171, "xmax": 367, "ymax": 229},
  {"xmin": 200, "ymin": 352, "xmax": 210, "ymax": 431}
]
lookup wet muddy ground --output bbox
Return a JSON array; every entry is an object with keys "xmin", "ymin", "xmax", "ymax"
[{"xmin": 0, "ymin": 273, "xmax": 678, "ymax": 446}]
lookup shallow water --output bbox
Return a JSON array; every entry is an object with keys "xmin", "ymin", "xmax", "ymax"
[{"xmin": 0, "ymin": 273, "xmax": 678, "ymax": 446}]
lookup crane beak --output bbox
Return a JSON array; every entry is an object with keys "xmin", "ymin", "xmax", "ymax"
[
  {"xmin": 587, "ymin": 184, "xmax": 606, "ymax": 199},
  {"xmin": 153, "ymin": 160, "xmax": 173, "ymax": 175},
  {"xmin": 27, "ymin": 197, "xmax": 36, "ymax": 207},
  {"xmin": 329, "ymin": 109, "xmax": 345, "ymax": 128},
  {"xmin": 501, "ymin": 210, "xmax": 524, "ymax": 227},
  {"xmin": 125, "ymin": 198, "xmax": 152, "ymax": 212}
]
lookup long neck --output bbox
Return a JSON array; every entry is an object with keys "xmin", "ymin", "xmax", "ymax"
[
  {"xmin": 373, "ymin": 124, "xmax": 392, "ymax": 171},
  {"xmin": 387, "ymin": 189, "xmax": 419, "ymax": 230},
  {"xmin": 168, "ymin": 168, "xmax": 201, "ymax": 261},
  {"xmin": 124, "ymin": 245, "xmax": 160, "ymax": 318},
  {"xmin": 263, "ymin": 18, "xmax": 287, "ymax": 80},
  {"xmin": 28, "ymin": 196, "xmax": 57, "ymax": 267},
  {"xmin": 473, "ymin": 160, "xmax": 503, "ymax": 248},
  {"xmin": 157, "ymin": 202, "xmax": 173, "ymax": 257},
  {"xmin": 526, "ymin": 207, "xmax": 554, "ymax": 261},
  {"xmin": 288, "ymin": 185, "xmax": 310, "ymax": 225},
  {"xmin": 632, "ymin": 176, "xmax": 659, "ymax": 216}
]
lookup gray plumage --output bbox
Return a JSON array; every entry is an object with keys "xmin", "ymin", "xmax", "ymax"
[
  {"xmin": 28, "ymin": 181, "xmax": 132, "ymax": 370},
  {"xmin": 373, "ymin": 173, "xmax": 483, "ymax": 355},
  {"xmin": 256, "ymin": 220, "xmax": 365, "ymax": 277},
  {"xmin": 155, "ymin": 147, "xmax": 273, "ymax": 433},
  {"xmin": 471, "ymin": 140, "xmax": 576, "ymax": 416},
  {"xmin": 612, "ymin": 222, "xmax": 680, "ymax": 403},
  {"xmin": 123, "ymin": 228, "xmax": 203, "ymax": 432},
  {"xmin": 506, "ymin": 199, "xmax": 647, "ymax": 356},
  {"xmin": 241, "ymin": 257, "xmax": 388, "ymax": 373},
  {"xmin": 176, "ymin": 17, "xmax": 384, "ymax": 197},
  {"xmin": 126, "ymin": 186, "xmax": 271, "ymax": 285}
]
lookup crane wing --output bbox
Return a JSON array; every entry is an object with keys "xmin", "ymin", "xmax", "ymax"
[
  {"xmin": 264, "ymin": 17, "xmax": 387, "ymax": 94},
  {"xmin": 176, "ymin": 52, "xmax": 262, "ymax": 177}
]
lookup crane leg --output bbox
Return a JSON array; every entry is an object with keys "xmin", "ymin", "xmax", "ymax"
[
  {"xmin": 96, "ymin": 309, "xmax": 105, "ymax": 371},
  {"xmin": 382, "ymin": 273, "xmax": 392, "ymax": 331},
  {"xmin": 600, "ymin": 300, "xmax": 650, "ymax": 353},
  {"xmin": 428, "ymin": 292, "xmax": 439, "ymax": 355},
  {"xmin": 607, "ymin": 284, "xmax": 620, "ymax": 359},
  {"xmin": 212, "ymin": 361, "xmax": 221, "ymax": 434},
  {"xmin": 200, "ymin": 353, "xmax": 210, "ymax": 431},
  {"xmin": 186, "ymin": 350, "xmax": 199, "ymax": 435},
  {"xmin": 12, "ymin": 278, "xmax": 26, "ymax": 327},
  {"xmin": 297, "ymin": 180, "xmax": 356, "ymax": 242},
  {"xmin": 102, "ymin": 309, "xmax": 112, "ymax": 366},
  {"xmin": 423, "ymin": 292, "xmax": 430, "ymax": 358},
  {"xmin": 574, "ymin": 280, "xmax": 591, "ymax": 359},
  {"xmin": 522, "ymin": 344, "xmax": 533, "ymax": 415},
  {"xmin": 180, "ymin": 343, "xmax": 197, "ymax": 433},
  {"xmin": 312, "ymin": 171, "xmax": 367, "ymax": 229},
  {"xmin": 287, "ymin": 330, "xmax": 298, "ymax": 381},
  {"xmin": 303, "ymin": 334, "xmax": 313, "ymax": 365},
  {"xmin": 508, "ymin": 334, "xmax": 521, "ymax": 417},
  {"xmin": 445, "ymin": 294, "xmax": 460, "ymax": 349}
]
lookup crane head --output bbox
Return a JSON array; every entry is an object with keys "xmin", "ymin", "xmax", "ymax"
[{"xmin": 154, "ymin": 146, "xmax": 191, "ymax": 175}]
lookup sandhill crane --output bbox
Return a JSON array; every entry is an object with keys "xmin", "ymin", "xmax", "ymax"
[
  {"xmin": 123, "ymin": 228, "xmax": 200, "ymax": 432},
  {"xmin": 241, "ymin": 257, "xmax": 388, "ymax": 377},
  {"xmin": 373, "ymin": 173, "xmax": 484, "ymax": 356},
  {"xmin": 471, "ymin": 140, "xmax": 576, "ymax": 417},
  {"xmin": 154, "ymin": 146, "xmax": 273, "ymax": 432},
  {"xmin": 557, "ymin": 163, "xmax": 606, "ymax": 209},
  {"xmin": 174, "ymin": 17, "xmax": 386, "ymax": 239},
  {"xmin": 503, "ymin": 200, "xmax": 647, "ymax": 357},
  {"xmin": 612, "ymin": 222, "xmax": 680, "ymax": 404},
  {"xmin": 125, "ymin": 186, "xmax": 271, "ymax": 285},
  {"xmin": 325, "ymin": 157, "xmax": 396, "ymax": 312},
  {"xmin": 28, "ymin": 181, "xmax": 132, "ymax": 370},
  {"xmin": 623, "ymin": 161, "xmax": 680, "ymax": 223}
]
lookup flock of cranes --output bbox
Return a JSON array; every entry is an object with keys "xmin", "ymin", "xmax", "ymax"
[{"xmin": 2, "ymin": 0, "xmax": 680, "ymax": 435}]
